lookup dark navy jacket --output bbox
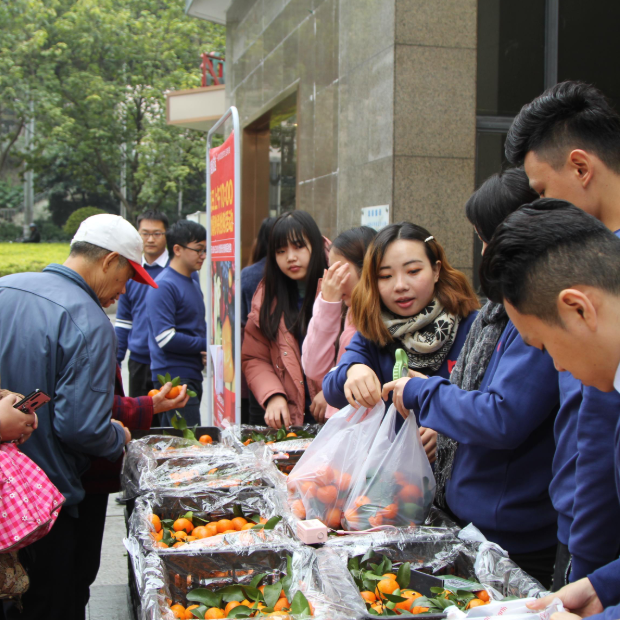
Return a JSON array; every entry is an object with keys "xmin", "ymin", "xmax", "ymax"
[
  {"xmin": 0, "ymin": 265, "xmax": 125, "ymax": 512},
  {"xmin": 115, "ymin": 258, "xmax": 168, "ymax": 364},
  {"xmin": 323, "ymin": 311, "xmax": 477, "ymax": 411},
  {"xmin": 552, "ymin": 373, "xmax": 620, "ymax": 580},
  {"xmin": 402, "ymin": 321, "xmax": 558, "ymax": 554}
]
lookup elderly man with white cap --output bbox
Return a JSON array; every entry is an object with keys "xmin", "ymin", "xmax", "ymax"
[{"xmin": 0, "ymin": 214, "xmax": 182, "ymax": 620}]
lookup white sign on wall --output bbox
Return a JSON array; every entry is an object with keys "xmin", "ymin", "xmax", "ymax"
[{"xmin": 361, "ymin": 205, "xmax": 390, "ymax": 231}]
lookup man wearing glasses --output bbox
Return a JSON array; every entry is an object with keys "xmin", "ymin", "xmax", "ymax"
[
  {"xmin": 115, "ymin": 210, "xmax": 170, "ymax": 403},
  {"xmin": 146, "ymin": 219, "xmax": 207, "ymax": 426}
]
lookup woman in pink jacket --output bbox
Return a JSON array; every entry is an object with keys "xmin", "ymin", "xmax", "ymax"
[
  {"xmin": 301, "ymin": 226, "xmax": 377, "ymax": 417},
  {"xmin": 241, "ymin": 211, "xmax": 329, "ymax": 429}
]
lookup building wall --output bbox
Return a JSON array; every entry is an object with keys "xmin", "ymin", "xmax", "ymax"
[{"xmin": 227, "ymin": 0, "xmax": 477, "ymax": 276}]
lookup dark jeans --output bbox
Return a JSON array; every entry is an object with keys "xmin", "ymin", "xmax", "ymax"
[
  {"xmin": 4, "ymin": 494, "xmax": 109, "ymax": 620},
  {"xmin": 552, "ymin": 542, "xmax": 572, "ymax": 591},
  {"xmin": 158, "ymin": 376, "xmax": 202, "ymax": 427},
  {"xmin": 510, "ymin": 544, "xmax": 556, "ymax": 590},
  {"xmin": 128, "ymin": 358, "xmax": 161, "ymax": 427}
]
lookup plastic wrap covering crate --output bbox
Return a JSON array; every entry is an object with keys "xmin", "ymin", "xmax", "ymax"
[
  {"xmin": 130, "ymin": 486, "xmax": 297, "ymax": 554},
  {"xmin": 125, "ymin": 537, "xmax": 367, "ymax": 620},
  {"xmin": 131, "ymin": 427, "xmax": 222, "ymax": 441},
  {"xmin": 122, "ymin": 437, "xmax": 279, "ymax": 500},
  {"xmin": 324, "ymin": 523, "xmax": 548, "ymax": 619}
]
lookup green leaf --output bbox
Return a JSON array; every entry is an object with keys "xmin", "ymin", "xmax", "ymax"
[
  {"xmin": 183, "ymin": 511, "xmax": 193, "ymax": 521},
  {"xmin": 367, "ymin": 608, "xmax": 379, "ymax": 616},
  {"xmin": 165, "ymin": 372, "xmax": 172, "ymax": 383},
  {"xmin": 161, "ymin": 519, "xmax": 174, "ymax": 528},
  {"xmin": 249, "ymin": 514, "xmax": 261, "ymax": 524},
  {"xmin": 249, "ymin": 572, "xmax": 266, "ymax": 589},
  {"xmin": 289, "ymin": 591, "xmax": 311, "ymax": 615},
  {"xmin": 348, "ymin": 557, "xmax": 360, "ymax": 572},
  {"xmin": 382, "ymin": 593, "xmax": 407, "ymax": 603},
  {"xmin": 361, "ymin": 549, "xmax": 376, "ymax": 565},
  {"xmin": 240, "ymin": 586, "xmax": 261, "ymax": 602},
  {"xmin": 182, "ymin": 428, "xmax": 195, "ymax": 440},
  {"xmin": 262, "ymin": 516, "xmax": 282, "ymax": 530},
  {"xmin": 190, "ymin": 605, "xmax": 207, "ymax": 619},
  {"xmin": 275, "ymin": 428, "xmax": 286, "ymax": 442},
  {"xmin": 187, "ymin": 390, "xmax": 197, "ymax": 398},
  {"xmin": 280, "ymin": 574, "xmax": 293, "ymax": 602},
  {"xmin": 233, "ymin": 504, "xmax": 245, "ymax": 519},
  {"xmin": 362, "ymin": 571, "xmax": 384, "ymax": 582},
  {"xmin": 157, "ymin": 374, "xmax": 166, "ymax": 386},
  {"xmin": 171, "ymin": 376, "xmax": 181, "ymax": 387},
  {"xmin": 263, "ymin": 582, "xmax": 283, "ymax": 608},
  {"xmin": 429, "ymin": 588, "xmax": 446, "ymax": 594},
  {"xmin": 218, "ymin": 585, "xmax": 246, "ymax": 603},
  {"xmin": 396, "ymin": 562, "xmax": 411, "ymax": 590},
  {"xmin": 251, "ymin": 523, "xmax": 264, "ymax": 530},
  {"xmin": 186, "ymin": 588, "xmax": 223, "ymax": 608},
  {"xmin": 226, "ymin": 605, "xmax": 253, "ymax": 618}
]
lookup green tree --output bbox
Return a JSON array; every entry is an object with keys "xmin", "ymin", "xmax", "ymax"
[
  {"xmin": 63, "ymin": 206, "xmax": 105, "ymax": 236},
  {"xmin": 1, "ymin": 0, "xmax": 224, "ymax": 220}
]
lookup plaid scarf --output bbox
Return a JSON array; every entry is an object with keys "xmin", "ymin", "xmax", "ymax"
[
  {"xmin": 433, "ymin": 301, "xmax": 508, "ymax": 508},
  {"xmin": 382, "ymin": 298, "xmax": 461, "ymax": 373}
]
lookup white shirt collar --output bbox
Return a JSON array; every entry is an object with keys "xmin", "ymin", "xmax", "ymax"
[
  {"xmin": 143, "ymin": 248, "xmax": 169, "ymax": 268},
  {"xmin": 614, "ymin": 361, "xmax": 620, "ymax": 394}
]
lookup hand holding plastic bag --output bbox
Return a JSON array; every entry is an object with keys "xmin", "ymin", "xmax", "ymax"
[
  {"xmin": 446, "ymin": 597, "xmax": 564, "ymax": 620},
  {"xmin": 286, "ymin": 402, "xmax": 385, "ymax": 529},
  {"xmin": 342, "ymin": 404, "xmax": 435, "ymax": 530}
]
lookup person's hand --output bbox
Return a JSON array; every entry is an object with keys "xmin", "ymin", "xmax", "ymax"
[
  {"xmin": 344, "ymin": 364, "xmax": 382, "ymax": 409},
  {"xmin": 310, "ymin": 390, "xmax": 328, "ymax": 423},
  {"xmin": 321, "ymin": 261, "xmax": 351, "ymax": 303},
  {"xmin": 201, "ymin": 351, "xmax": 207, "ymax": 367},
  {"xmin": 151, "ymin": 382, "xmax": 190, "ymax": 414},
  {"xmin": 112, "ymin": 418, "xmax": 132, "ymax": 445},
  {"xmin": 381, "ymin": 377, "xmax": 411, "ymax": 418},
  {"xmin": 0, "ymin": 393, "xmax": 37, "ymax": 443},
  {"xmin": 551, "ymin": 614, "xmax": 582, "ymax": 620},
  {"xmin": 265, "ymin": 394, "xmax": 290, "ymax": 429},
  {"xmin": 408, "ymin": 369, "xmax": 428, "ymax": 379},
  {"xmin": 0, "ymin": 389, "xmax": 24, "ymax": 400},
  {"xmin": 420, "ymin": 427, "xmax": 437, "ymax": 463},
  {"xmin": 527, "ymin": 578, "xmax": 603, "ymax": 617}
]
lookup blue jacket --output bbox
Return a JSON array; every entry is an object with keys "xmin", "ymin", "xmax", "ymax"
[
  {"xmin": 241, "ymin": 257, "xmax": 265, "ymax": 327},
  {"xmin": 323, "ymin": 311, "xmax": 477, "ymax": 411},
  {"xmin": 589, "ymin": 605, "xmax": 620, "ymax": 620},
  {"xmin": 552, "ymin": 374, "xmax": 620, "ymax": 580},
  {"xmin": 115, "ymin": 259, "xmax": 168, "ymax": 364},
  {"xmin": 402, "ymin": 321, "xmax": 558, "ymax": 554},
  {"xmin": 0, "ymin": 265, "xmax": 125, "ymax": 512},
  {"xmin": 146, "ymin": 267, "xmax": 206, "ymax": 383},
  {"xmin": 588, "ymin": 416, "xmax": 620, "ymax": 610}
]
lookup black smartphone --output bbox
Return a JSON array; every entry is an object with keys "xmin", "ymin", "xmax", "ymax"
[{"xmin": 12, "ymin": 389, "xmax": 51, "ymax": 414}]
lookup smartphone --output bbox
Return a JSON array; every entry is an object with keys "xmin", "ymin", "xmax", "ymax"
[{"xmin": 12, "ymin": 389, "xmax": 51, "ymax": 414}]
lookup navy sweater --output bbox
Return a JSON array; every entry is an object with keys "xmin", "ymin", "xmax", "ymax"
[
  {"xmin": 402, "ymin": 321, "xmax": 558, "ymax": 554},
  {"xmin": 323, "ymin": 311, "xmax": 477, "ymax": 411},
  {"xmin": 146, "ymin": 267, "xmax": 206, "ymax": 383},
  {"xmin": 552, "ymin": 373, "xmax": 620, "ymax": 580},
  {"xmin": 588, "ymin": 416, "xmax": 620, "ymax": 611},
  {"xmin": 115, "ymin": 260, "xmax": 168, "ymax": 364}
]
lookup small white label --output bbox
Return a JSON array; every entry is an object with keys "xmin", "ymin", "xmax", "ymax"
[{"xmin": 361, "ymin": 205, "xmax": 390, "ymax": 231}]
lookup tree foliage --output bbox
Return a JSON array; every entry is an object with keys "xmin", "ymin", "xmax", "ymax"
[
  {"xmin": 0, "ymin": 0, "xmax": 224, "ymax": 221},
  {"xmin": 63, "ymin": 205, "xmax": 106, "ymax": 236}
]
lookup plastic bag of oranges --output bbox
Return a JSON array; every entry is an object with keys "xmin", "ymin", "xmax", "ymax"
[
  {"xmin": 343, "ymin": 405, "xmax": 436, "ymax": 531},
  {"xmin": 286, "ymin": 402, "xmax": 385, "ymax": 530}
]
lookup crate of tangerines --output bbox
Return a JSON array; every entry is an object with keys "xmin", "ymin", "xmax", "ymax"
[{"xmin": 130, "ymin": 487, "xmax": 293, "ymax": 552}]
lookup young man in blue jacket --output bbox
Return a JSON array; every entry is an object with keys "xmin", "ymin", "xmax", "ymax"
[
  {"xmin": 504, "ymin": 81, "xmax": 620, "ymax": 590},
  {"xmin": 0, "ymin": 214, "xmax": 157, "ymax": 620},
  {"xmin": 115, "ymin": 210, "xmax": 169, "ymax": 399},
  {"xmin": 476, "ymin": 201, "xmax": 620, "ymax": 620},
  {"xmin": 147, "ymin": 219, "xmax": 207, "ymax": 426}
]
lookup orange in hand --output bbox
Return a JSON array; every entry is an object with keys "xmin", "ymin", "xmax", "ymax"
[
  {"xmin": 166, "ymin": 386, "xmax": 182, "ymax": 399},
  {"xmin": 148, "ymin": 389, "xmax": 160, "ymax": 398}
]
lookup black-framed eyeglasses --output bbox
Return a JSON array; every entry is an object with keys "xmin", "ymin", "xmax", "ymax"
[
  {"xmin": 139, "ymin": 231, "xmax": 166, "ymax": 238},
  {"xmin": 180, "ymin": 245, "xmax": 207, "ymax": 256}
]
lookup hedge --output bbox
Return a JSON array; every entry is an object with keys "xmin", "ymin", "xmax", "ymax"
[{"xmin": 0, "ymin": 243, "xmax": 71, "ymax": 277}]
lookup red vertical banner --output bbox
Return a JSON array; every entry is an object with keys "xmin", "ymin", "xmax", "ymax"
[{"xmin": 209, "ymin": 131, "xmax": 236, "ymax": 426}]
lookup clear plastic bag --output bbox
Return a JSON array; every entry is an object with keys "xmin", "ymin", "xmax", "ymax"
[
  {"xmin": 286, "ymin": 402, "xmax": 386, "ymax": 529},
  {"xmin": 342, "ymin": 405, "xmax": 436, "ymax": 530}
]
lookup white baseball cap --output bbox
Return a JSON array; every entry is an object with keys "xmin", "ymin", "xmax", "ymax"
[{"xmin": 72, "ymin": 214, "xmax": 158, "ymax": 288}]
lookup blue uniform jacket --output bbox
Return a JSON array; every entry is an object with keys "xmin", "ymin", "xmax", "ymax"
[
  {"xmin": 115, "ymin": 259, "xmax": 168, "ymax": 364},
  {"xmin": 402, "ymin": 321, "xmax": 559, "ymax": 554},
  {"xmin": 0, "ymin": 264, "xmax": 125, "ymax": 512},
  {"xmin": 552, "ymin": 374, "xmax": 620, "ymax": 581},
  {"xmin": 323, "ymin": 311, "xmax": 477, "ymax": 411}
]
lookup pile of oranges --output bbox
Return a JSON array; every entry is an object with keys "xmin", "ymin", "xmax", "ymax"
[
  {"xmin": 149, "ymin": 513, "xmax": 269, "ymax": 548},
  {"xmin": 286, "ymin": 464, "xmax": 352, "ymax": 530},
  {"xmin": 359, "ymin": 575, "xmax": 430, "ymax": 615}
]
